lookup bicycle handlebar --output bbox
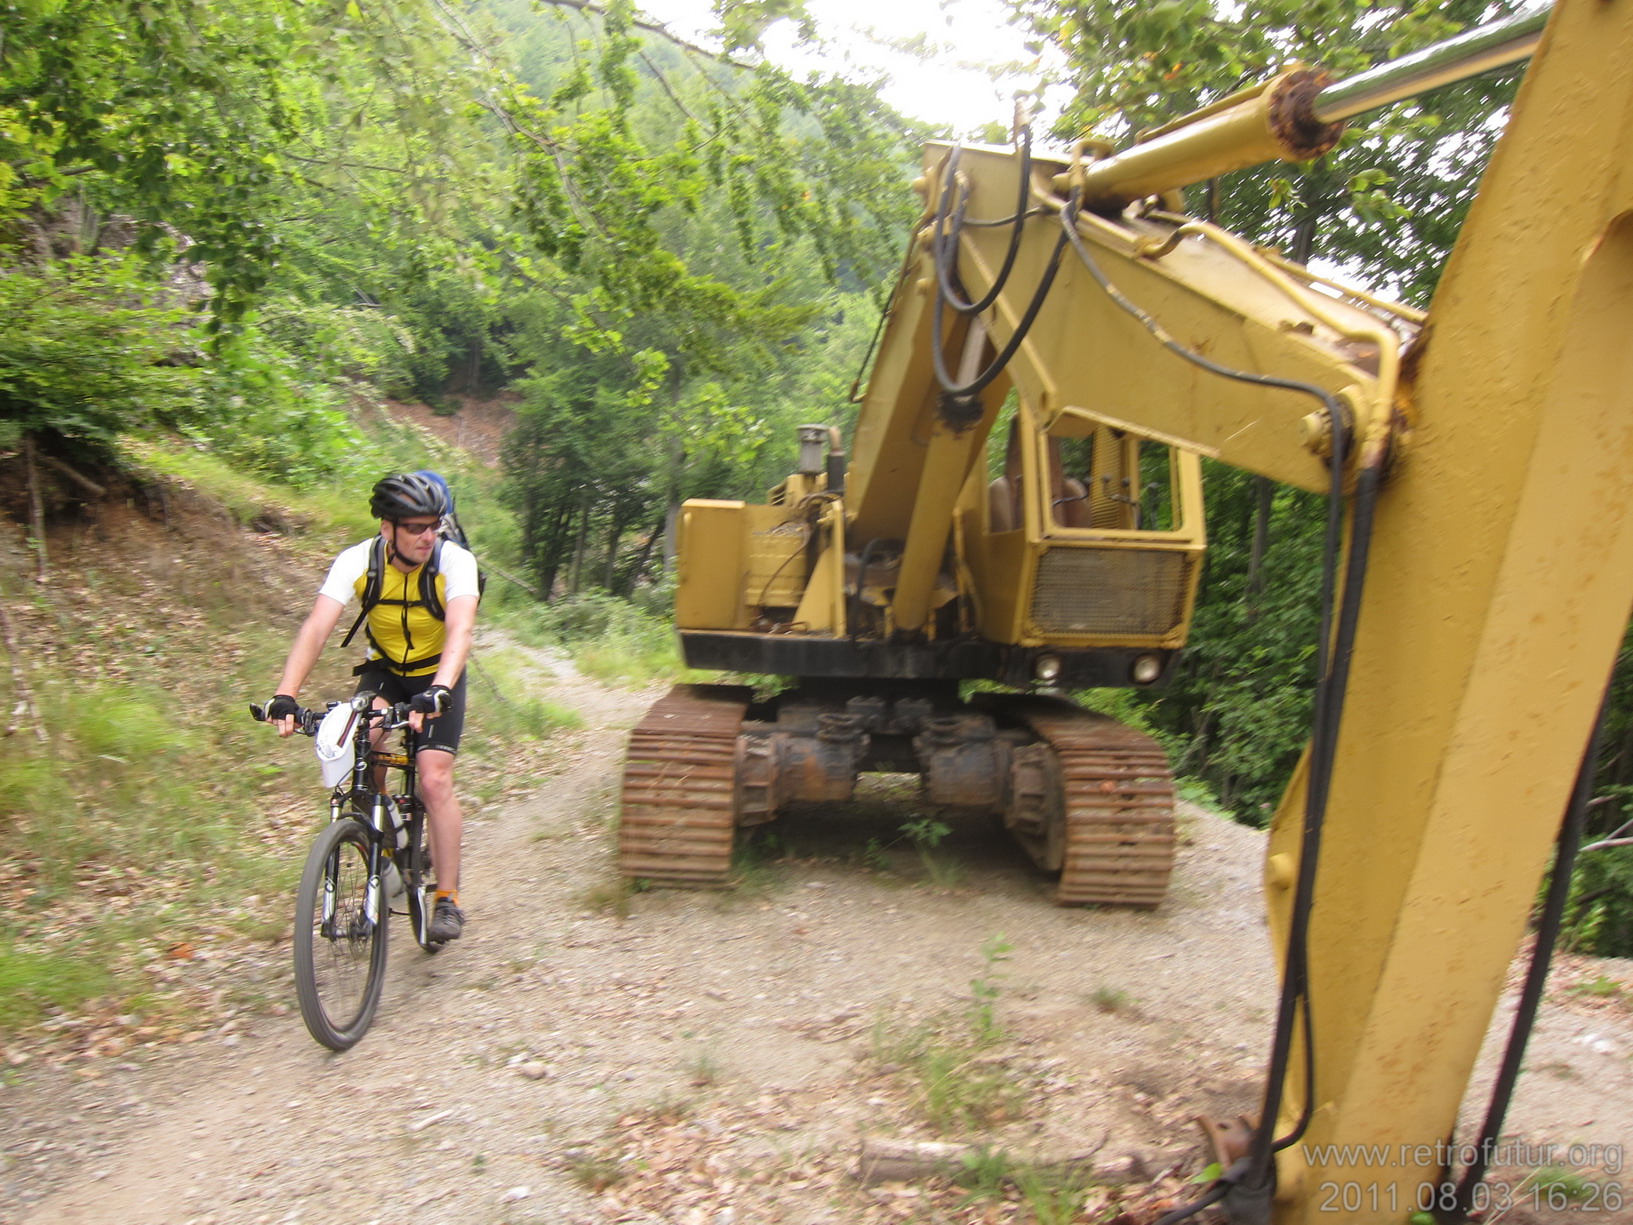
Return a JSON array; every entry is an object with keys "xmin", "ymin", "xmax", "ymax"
[{"xmin": 249, "ymin": 698, "xmax": 416, "ymax": 736}]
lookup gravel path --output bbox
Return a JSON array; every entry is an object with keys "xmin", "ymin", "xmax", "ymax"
[{"xmin": 2, "ymin": 660, "xmax": 1629, "ymax": 1225}]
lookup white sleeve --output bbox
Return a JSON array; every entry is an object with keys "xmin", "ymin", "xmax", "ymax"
[
  {"xmin": 317, "ymin": 540, "xmax": 374, "ymax": 607},
  {"xmin": 440, "ymin": 542, "xmax": 481, "ymax": 602}
]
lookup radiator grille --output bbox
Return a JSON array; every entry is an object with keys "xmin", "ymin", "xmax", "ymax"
[{"xmin": 1031, "ymin": 547, "xmax": 1192, "ymax": 637}]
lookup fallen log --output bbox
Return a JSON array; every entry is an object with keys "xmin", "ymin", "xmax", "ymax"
[{"xmin": 854, "ymin": 1132, "xmax": 1132, "ymax": 1187}]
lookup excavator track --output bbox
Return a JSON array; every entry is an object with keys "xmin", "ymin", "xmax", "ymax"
[
  {"xmin": 1015, "ymin": 702, "xmax": 1177, "ymax": 908},
  {"xmin": 618, "ymin": 684, "xmax": 751, "ymax": 888}
]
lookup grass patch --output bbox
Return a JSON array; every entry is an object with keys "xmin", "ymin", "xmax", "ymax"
[
  {"xmin": 1090, "ymin": 985, "xmax": 1133, "ymax": 1013},
  {"xmin": 871, "ymin": 934, "xmax": 1025, "ymax": 1133},
  {"xmin": 578, "ymin": 876, "xmax": 635, "ymax": 918},
  {"xmin": 1567, "ymin": 973, "xmax": 1625, "ymax": 1000},
  {"xmin": 496, "ymin": 592, "xmax": 684, "ymax": 688},
  {"xmin": 730, "ymin": 827, "xmax": 790, "ymax": 895},
  {"xmin": 873, "ymin": 1019, "xmax": 1026, "ymax": 1132},
  {"xmin": 1529, "ymin": 1166, "xmax": 1600, "ymax": 1204},
  {"xmin": 482, "ymin": 692, "xmax": 583, "ymax": 741},
  {"xmin": 0, "ymin": 943, "xmax": 117, "ymax": 1030},
  {"xmin": 566, "ymin": 1147, "xmax": 627, "ymax": 1192}
]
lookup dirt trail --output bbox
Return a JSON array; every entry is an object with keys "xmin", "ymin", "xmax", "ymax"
[{"xmin": 2, "ymin": 654, "xmax": 1629, "ymax": 1225}]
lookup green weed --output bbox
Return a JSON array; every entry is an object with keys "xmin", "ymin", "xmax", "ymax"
[
  {"xmin": 0, "ymin": 943, "xmax": 115, "ymax": 1030},
  {"xmin": 565, "ymin": 1148, "xmax": 626, "ymax": 1192},
  {"xmin": 1011, "ymin": 1166, "xmax": 1092, "ymax": 1225},
  {"xmin": 1567, "ymin": 973, "xmax": 1625, "ymax": 999},
  {"xmin": 901, "ymin": 816, "xmax": 964, "ymax": 888},
  {"xmin": 1090, "ymin": 985, "xmax": 1132, "ymax": 1013},
  {"xmin": 967, "ymin": 932, "xmax": 1012, "ymax": 1046},
  {"xmin": 483, "ymin": 693, "xmax": 583, "ymax": 741},
  {"xmin": 731, "ymin": 828, "xmax": 788, "ymax": 895},
  {"xmin": 871, "ymin": 935, "xmax": 1027, "ymax": 1132},
  {"xmin": 578, "ymin": 876, "xmax": 635, "ymax": 919},
  {"xmin": 1530, "ymin": 1167, "xmax": 1597, "ymax": 1203}
]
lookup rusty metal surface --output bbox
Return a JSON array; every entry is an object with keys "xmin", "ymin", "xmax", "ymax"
[
  {"xmin": 1267, "ymin": 69, "xmax": 1343, "ymax": 162},
  {"xmin": 1005, "ymin": 741, "xmax": 1065, "ymax": 871},
  {"xmin": 619, "ymin": 684, "xmax": 752, "ymax": 888},
  {"xmin": 1197, "ymin": 1113, "xmax": 1258, "ymax": 1171},
  {"xmin": 916, "ymin": 713, "xmax": 1007, "ymax": 809},
  {"xmin": 1012, "ymin": 701, "xmax": 1176, "ymax": 908}
]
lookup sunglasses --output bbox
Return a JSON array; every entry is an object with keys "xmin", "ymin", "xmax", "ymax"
[{"xmin": 393, "ymin": 520, "xmax": 441, "ymax": 537}]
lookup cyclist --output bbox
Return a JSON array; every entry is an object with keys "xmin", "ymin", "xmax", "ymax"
[{"xmin": 265, "ymin": 472, "xmax": 480, "ymax": 943}]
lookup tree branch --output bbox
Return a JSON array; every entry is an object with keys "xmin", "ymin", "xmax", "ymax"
[{"xmin": 539, "ymin": 0, "xmax": 757, "ymax": 69}]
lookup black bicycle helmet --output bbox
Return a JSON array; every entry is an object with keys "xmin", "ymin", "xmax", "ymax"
[{"xmin": 369, "ymin": 472, "xmax": 449, "ymax": 521}]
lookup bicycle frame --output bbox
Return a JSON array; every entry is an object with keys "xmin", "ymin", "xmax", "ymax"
[{"xmin": 323, "ymin": 693, "xmax": 425, "ymax": 935}]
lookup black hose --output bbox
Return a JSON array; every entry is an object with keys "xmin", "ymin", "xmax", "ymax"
[
  {"xmin": 933, "ymin": 132, "xmax": 1035, "ymax": 317},
  {"xmin": 1434, "ymin": 692, "xmax": 1610, "ymax": 1223},
  {"xmin": 929, "ymin": 193, "xmax": 1072, "ymax": 422},
  {"xmin": 1056, "ymin": 191, "xmax": 1387, "ymax": 1219}
]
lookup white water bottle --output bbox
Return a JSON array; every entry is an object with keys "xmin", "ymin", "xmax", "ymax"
[{"xmin": 381, "ymin": 858, "xmax": 406, "ymax": 899}]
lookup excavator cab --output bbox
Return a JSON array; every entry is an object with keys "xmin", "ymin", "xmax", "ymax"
[{"xmin": 963, "ymin": 403, "xmax": 1204, "ymax": 687}]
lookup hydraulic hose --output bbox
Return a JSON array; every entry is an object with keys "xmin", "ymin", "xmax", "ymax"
[
  {"xmin": 1054, "ymin": 192, "xmax": 1389, "ymax": 1222},
  {"xmin": 1434, "ymin": 692, "xmax": 1610, "ymax": 1223}
]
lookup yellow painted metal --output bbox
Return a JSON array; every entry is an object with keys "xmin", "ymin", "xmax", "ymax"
[
  {"xmin": 1255, "ymin": 1, "xmax": 1633, "ymax": 1220},
  {"xmin": 675, "ymin": 500, "xmax": 811, "ymax": 630},
  {"xmin": 891, "ymin": 321, "xmax": 1005, "ymax": 632},
  {"xmin": 675, "ymin": 500, "xmax": 747, "ymax": 629},
  {"xmin": 792, "ymin": 501, "xmax": 847, "ymax": 633},
  {"xmin": 950, "ymin": 395, "xmax": 1204, "ymax": 650},
  {"xmin": 845, "ymin": 248, "xmax": 979, "ymax": 543},
  {"xmin": 1068, "ymin": 69, "xmax": 1342, "ymax": 212},
  {"xmin": 931, "ymin": 141, "xmax": 1400, "ymax": 494}
]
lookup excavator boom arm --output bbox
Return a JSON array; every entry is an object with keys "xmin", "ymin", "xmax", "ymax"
[{"xmin": 842, "ymin": 1, "xmax": 1633, "ymax": 1219}]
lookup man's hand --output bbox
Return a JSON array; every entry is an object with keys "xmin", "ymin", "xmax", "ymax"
[
  {"xmin": 266, "ymin": 693, "xmax": 300, "ymax": 738},
  {"xmin": 408, "ymin": 684, "xmax": 452, "ymax": 733}
]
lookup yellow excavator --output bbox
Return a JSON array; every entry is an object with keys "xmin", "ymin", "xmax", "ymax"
[{"xmin": 621, "ymin": 0, "xmax": 1632, "ymax": 1220}]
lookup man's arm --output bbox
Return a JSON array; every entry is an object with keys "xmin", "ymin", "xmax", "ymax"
[
  {"xmin": 408, "ymin": 594, "xmax": 477, "ymax": 732},
  {"xmin": 271, "ymin": 594, "xmax": 346, "ymax": 736},
  {"xmin": 431, "ymin": 594, "xmax": 478, "ymax": 691}
]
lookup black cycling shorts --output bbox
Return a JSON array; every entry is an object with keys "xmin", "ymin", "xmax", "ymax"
[{"xmin": 354, "ymin": 666, "xmax": 467, "ymax": 755}]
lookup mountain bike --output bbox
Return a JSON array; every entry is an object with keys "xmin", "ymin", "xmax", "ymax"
[{"xmin": 251, "ymin": 693, "xmax": 442, "ymax": 1051}]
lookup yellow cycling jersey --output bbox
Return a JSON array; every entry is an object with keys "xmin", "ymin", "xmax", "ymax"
[
  {"xmin": 321, "ymin": 536, "xmax": 480, "ymax": 676},
  {"xmin": 353, "ymin": 562, "xmax": 449, "ymax": 675}
]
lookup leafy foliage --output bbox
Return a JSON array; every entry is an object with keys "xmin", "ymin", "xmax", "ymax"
[{"xmin": 0, "ymin": 255, "xmax": 197, "ymax": 458}]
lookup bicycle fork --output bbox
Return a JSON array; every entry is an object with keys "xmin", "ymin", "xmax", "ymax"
[{"xmin": 362, "ymin": 794, "xmax": 398, "ymax": 928}]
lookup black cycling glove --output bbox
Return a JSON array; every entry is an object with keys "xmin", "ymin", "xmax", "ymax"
[
  {"xmin": 411, "ymin": 684, "xmax": 452, "ymax": 717},
  {"xmin": 266, "ymin": 694, "xmax": 300, "ymax": 723}
]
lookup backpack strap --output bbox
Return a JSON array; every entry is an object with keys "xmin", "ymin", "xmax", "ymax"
[
  {"xmin": 340, "ymin": 536, "xmax": 387, "ymax": 648},
  {"xmin": 419, "ymin": 537, "xmax": 446, "ymax": 622}
]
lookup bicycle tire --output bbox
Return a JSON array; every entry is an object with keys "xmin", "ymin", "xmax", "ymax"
[{"xmin": 293, "ymin": 817, "xmax": 389, "ymax": 1050}]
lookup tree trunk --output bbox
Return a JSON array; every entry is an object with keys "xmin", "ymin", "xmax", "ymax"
[
  {"xmin": 853, "ymin": 1136, "xmax": 1116, "ymax": 1187},
  {"xmin": 23, "ymin": 437, "xmax": 47, "ymax": 580},
  {"xmin": 662, "ymin": 500, "xmax": 680, "ymax": 572},
  {"xmin": 568, "ymin": 503, "xmax": 591, "ymax": 595},
  {"xmin": 602, "ymin": 518, "xmax": 623, "ymax": 591},
  {"xmin": 621, "ymin": 511, "xmax": 667, "ymax": 596},
  {"xmin": 1246, "ymin": 476, "xmax": 1272, "ymax": 611}
]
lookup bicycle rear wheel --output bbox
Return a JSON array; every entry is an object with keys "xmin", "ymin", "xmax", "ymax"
[{"xmin": 293, "ymin": 817, "xmax": 389, "ymax": 1050}]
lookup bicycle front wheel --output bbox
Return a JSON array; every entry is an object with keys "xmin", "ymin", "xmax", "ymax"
[{"xmin": 293, "ymin": 817, "xmax": 389, "ymax": 1050}]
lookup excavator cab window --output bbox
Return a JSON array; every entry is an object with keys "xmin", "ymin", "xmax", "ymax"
[{"xmin": 988, "ymin": 409, "xmax": 1182, "ymax": 536}]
